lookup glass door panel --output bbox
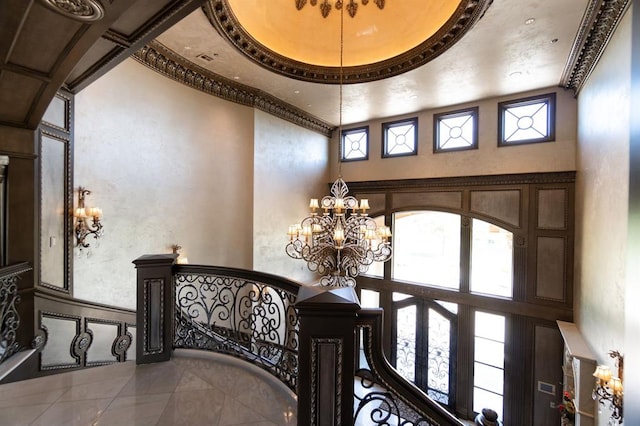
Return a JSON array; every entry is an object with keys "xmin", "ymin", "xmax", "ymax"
[
  {"xmin": 395, "ymin": 304, "xmax": 417, "ymax": 382},
  {"xmin": 391, "ymin": 296, "xmax": 457, "ymax": 410}
]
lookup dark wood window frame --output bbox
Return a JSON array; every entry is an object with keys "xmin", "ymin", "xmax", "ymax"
[
  {"xmin": 350, "ymin": 172, "xmax": 575, "ymax": 425},
  {"xmin": 382, "ymin": 117, "xmax": 419, "ymax": 158},
  {"xmin": 498, "ymin": 93, "xmax": 556, "ymax": 146},
  {"xmin": 341, "ymin": 126, "xmax": 369, "ymax": 162},
  {"xmin": 433, "ymin": 106, "xmax": 479, "ymax": 153}
]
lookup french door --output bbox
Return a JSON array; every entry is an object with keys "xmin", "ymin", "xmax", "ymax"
[{"xmin": 391, "ymin": 294, "xmax": 457, "ymax": 410}]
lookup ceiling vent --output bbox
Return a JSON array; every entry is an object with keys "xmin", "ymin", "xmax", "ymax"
[{"xmin": 196, "ymin": 53, "xmax": 216, "ymax": 62}]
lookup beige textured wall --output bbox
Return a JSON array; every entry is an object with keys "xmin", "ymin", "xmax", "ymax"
[
  {"xmin": 333, "ymin": 87, "xmax": 577, "ymax": 181},
  {"xmin": 575, "ymin": 8, "xmax": 631, "ymax": 423},
  {"xmin": 74, "ymin": 59, "xmax": 255, "ymax": 309},
  {"xmin": 253, "ymin": 109, "xmax": 329, "ymax": 284}
]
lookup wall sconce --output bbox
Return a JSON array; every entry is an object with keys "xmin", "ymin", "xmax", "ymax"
[
  {"xmin": 171, "ymin": 244, "xmax": 188, "ymax": 264},
  {"xmin": 593, "ymin": 350, "xmax": 623, "ymax": 423},
  {"xmin": 73, "ymin": 187, "xmax": 103, "ymax": 248}
]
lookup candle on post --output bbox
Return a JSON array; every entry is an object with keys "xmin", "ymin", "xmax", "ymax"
[
  {"xmin": 359, "ymin": 199, "xmax": 370, "ymax": 215},
  {"xmin": 309, "ymin": 198, "xmax": 319, "ymax": 214}
]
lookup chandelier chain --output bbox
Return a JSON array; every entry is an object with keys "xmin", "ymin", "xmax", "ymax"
[{"xmin": 338, "ymin": 4, "xmax": 344, "ymax": 178}]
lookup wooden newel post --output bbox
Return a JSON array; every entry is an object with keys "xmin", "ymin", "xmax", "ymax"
[
  {"xmin": 133, "ymin": 254, "xmax": 177, "ymax": 364},
  {"xmin": 296, "ymin": 285, "xmax": 361, "ymax": 426}
]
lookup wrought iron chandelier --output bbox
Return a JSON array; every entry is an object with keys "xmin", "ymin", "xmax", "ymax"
[
  {"xmin": 286, "ymin": 4, "xmax": 392, "ymax": 287},
  {"xmin": 286, "ymin": 178, "xmax": 392, "ymax": 287},
  {"xmin": 295, "ymin": 0, "xmax": 385, "ymax": 18}
]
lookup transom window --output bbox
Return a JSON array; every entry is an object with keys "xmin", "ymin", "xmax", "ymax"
[
  {"xmin": 433, "ymin": 107, "xmax": 478, "ymax": 152},
  {"xmin": 392, "ymin": 211, "xmax": 461, "ymax": 290},
  {"xmin": 498, "ymin": 93, "xmax": 556, "ymax": 146},
  {"xmin": 392, "ymin": 211, "xmax": 514, "ymax": 298},
  {"xmin": 470, "ymin": 219, "xmax": 513, "ymax": 298},
  {"xmin": 341, "ymin": 126, "xmax": 369, "ymax": 161},
  {"xmin": 382, "ymin": 118, "xmax": 418, "ymax": 158}
]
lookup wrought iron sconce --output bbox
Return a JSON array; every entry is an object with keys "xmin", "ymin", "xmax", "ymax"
[
  {"xmin": 73, "ymin": 187, "xmax": 103, "ymax": 248},
  {"xmin": 593, "ymin": 350, "xmax": 623, "ymax": 423}
]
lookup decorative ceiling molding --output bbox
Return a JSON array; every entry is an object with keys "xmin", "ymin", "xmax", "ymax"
[
  {"xmin": 203, "ymin": 0, "xmax": 492, "ymax": 84},
  {"xmin": 39, "ymin": 0, "xmax": 105, "ymax": 21},
  {"xmin": 560, "ymin": 0, "xmax": 631, "ymax": 94},
  {"xmin": 132, "ymin": 42, "xmax": 334, "ymax": 137}
]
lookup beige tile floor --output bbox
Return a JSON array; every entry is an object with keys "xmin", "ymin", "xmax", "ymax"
[{"xmin": 0, "ymin": 350, "xmax": 297, "ymax": 426}]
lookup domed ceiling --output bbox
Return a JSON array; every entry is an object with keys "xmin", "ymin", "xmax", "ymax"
[{"xmin": 205, "ymin": 0, "xmax": 491, "ymax": 83}]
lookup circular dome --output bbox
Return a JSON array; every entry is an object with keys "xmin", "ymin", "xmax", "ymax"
[{"xmin": 204, "ymin": 0, "xmax": 492, "ymax": 83}]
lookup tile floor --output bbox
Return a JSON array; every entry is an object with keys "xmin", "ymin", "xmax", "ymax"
[{"xmin": 0, "ymin": 350, "xmax": 297, "ymax": 426}]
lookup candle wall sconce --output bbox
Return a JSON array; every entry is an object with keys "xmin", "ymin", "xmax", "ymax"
[
  {"xmin": 73, "ymin": 187, "xmax": 103, "ymax": 248},
  {"xmin": 592, "ymin": 350, "xmax": 623, "ymax": 423},
  {"xmin": 171, "ymin": 244, "xmax": 189, "ymax": 264}
]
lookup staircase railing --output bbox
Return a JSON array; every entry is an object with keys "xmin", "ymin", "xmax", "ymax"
[
  {"xmin": 134, "ymin": 256, "xmax": 467, "ymax": 425},
  {"xmin": 0, "ymin": 262, "xmax": 32, "ymax": 365},
  {"xmin": 173, "ymin": 264, "xmax": 300, "ymax": 392},
  {"xmin": 355, "ymin": 308, "xmax": 464, "ymax": 426}
]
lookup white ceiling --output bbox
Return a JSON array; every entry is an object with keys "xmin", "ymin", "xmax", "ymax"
[{"xmin": 156, "ymin": 0, "xmax": 588, "ymax": 127}]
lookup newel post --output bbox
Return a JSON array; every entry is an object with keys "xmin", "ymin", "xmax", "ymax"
[
  {"xmin": 296, "ymin": 285, "xmax": 360, "ymax": 426},
  {"xmin": 133, "ymin": 254, "xmax": 177, "ymax": 364}
]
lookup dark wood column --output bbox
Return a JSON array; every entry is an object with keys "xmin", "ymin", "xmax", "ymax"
[
  {"xmin": 133, "ymin": 253, "xmax": 177, "ymax": 364},
  {"xmin": 296, "ymin": 285, "xmax": 360, "ymax": 426}
]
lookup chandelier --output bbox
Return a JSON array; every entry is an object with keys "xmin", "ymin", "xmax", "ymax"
[
  {"xmin": 295, "ymin": 0, "xmax": 385, "ymax": 18},
  {"xmin": 286, "ymin": 178, "xmax": 391, "ymax": 287},
  {"xmin": 286, "ymin": 0, "xmax": 392, "ymax": 287}
]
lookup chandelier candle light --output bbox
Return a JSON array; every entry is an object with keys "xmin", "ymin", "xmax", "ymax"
[{"xmin": 286, "ymin": 178, "xmax": 391, "ymax": 287}]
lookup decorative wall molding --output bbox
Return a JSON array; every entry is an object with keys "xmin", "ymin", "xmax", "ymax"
[
  {"xmin": 133, "ymin": 42, "xmax": 334, "ymax": 137},
  {"xmin": 204, "ymin": 0, "xmax": 493, "ymax": 84},
  {"xmin": 346, "ymin": 171, "xmax": 576, "ymax": 192},
  {"xmin": 560, "ymin": 0, "xmax": 631, "ymax": 94}
]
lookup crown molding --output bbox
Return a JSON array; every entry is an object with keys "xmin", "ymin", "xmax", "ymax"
[
  {"xmin": 132, "ymin": 42, "xmax": 334, "ymax": 137},
  {"xmin": 560, "ymin": 0, "xmax": 631, "ymax": 94},
  {"xmin": 203, "ymin": 0, "xmax": 493, "ymax": 84}
]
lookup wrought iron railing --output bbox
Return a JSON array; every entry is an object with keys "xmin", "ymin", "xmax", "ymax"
[
  {"xmin": 355, "ymin": 308, "xmax": 464, "ymax": 426},
  {"xmin": 136, "ymin": 259, "xmax": 468, "ymax": 424},
  {"xmin": 0, "ymin": 262, "xmax": 32, "ymax": 364},
  {"xmin": 173, "ymin": 265, "xmax": 301, "ymax": 392}
]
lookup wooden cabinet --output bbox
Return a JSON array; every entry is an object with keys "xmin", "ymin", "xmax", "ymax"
[{"xmin": 557, "ymin": 321, "xmax": 597, "ymax": 426}]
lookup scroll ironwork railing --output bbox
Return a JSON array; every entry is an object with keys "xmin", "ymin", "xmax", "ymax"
[
  {"xmin": 0, "ymin": 262, "xmax": 31, "ymax": 364},
  {"xmin": 355, "ymin": 308, "xmax": 464, "ymax": 426},
  {"xmin": 173, "ymin": 265, "xmax": 301, "ymax": 393}
]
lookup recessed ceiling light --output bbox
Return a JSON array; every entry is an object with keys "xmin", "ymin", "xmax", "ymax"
[
  {"xmin": 233, "ymin": 76, "xmax": 240, "ymax": 80},
  {"xmin": 525, "ymin": 18, "xmax": 535, "ymax": 25},
  {"xmin": 551, "ymin": 38, "xmax": 559, "ymax": 44},
  {"xmin": 509, "ymin": 71, "xmax": 522, "ymax": 78},
  {"xmin": 294, "ymin": 90, "xmax": 300, "ymax": 94}
]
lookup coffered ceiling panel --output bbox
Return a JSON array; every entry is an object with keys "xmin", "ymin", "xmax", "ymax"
[
  {"xmin": 109, "ymin": 0, "xmax": 177, "ymax": 35},
  {"xmin": 9, "ymin": 3, "xmax": 83, "ymax": 72},
  {"xmin": 0, "ymin": 2, "xmax": 33, "ymax": 62},
  {"xmin": 0, "ymin": 0, "xmax": 205, "ymax": 130},
  {"xmin": 0, "ymin": 71, "xmax": 43, "ymax": 123}
]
